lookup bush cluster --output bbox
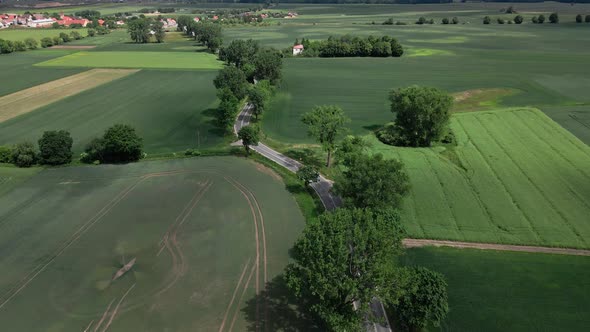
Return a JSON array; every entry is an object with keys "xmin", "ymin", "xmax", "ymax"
[
  {"xmin": 82, "ymin": 124, "xmax": 144, "ymax": 164},
  {"xmin": 0, "ymin": 130, "xmax": 73, "ymax": 167},
  {"xmin": 295, "ymin": 35, "xmax": 403, "ymax": 58}
]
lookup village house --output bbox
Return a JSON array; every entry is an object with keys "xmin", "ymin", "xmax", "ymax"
[
  {"xmin": 293, "ymin": 44, "xmax": 304, "ymax": 56},
  {"xmin": 27, "ymin": 18, "xmax": 54, "ymax": 28},
  {"xmin": 160, "ymin": 18, "xmax": 177, "ymax": 31}
]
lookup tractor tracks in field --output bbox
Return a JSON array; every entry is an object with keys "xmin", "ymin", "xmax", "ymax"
[{"xmin": 403, "ymin": 239, "xmax": 590, "ymax": 256}]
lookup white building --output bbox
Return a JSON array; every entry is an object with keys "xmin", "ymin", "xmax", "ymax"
[
  {"xmin": 27, "ymin": 18, "xmax": 54, "ymax": 28},
  {"xmin": 292, "ymin": 44, "xmax": 304, "ymax": 56}
]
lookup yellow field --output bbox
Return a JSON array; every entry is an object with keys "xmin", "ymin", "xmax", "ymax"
[{"xmin": 0, "ymin": 69, "xmax": 139, "ymax": 123}]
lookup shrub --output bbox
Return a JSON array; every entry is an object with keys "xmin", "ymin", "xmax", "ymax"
[
  {"xmin": 586, "ymin": 15, "xmax": 590, "ymax": 23},
  {"xmin": 101, "ymin": 124, "xmax": 143, "ymax": 163},
  {"xmin": 576, "ymin": 14, "xmax": 583, "ymax": 23},
  {"xmin": 0, "ymin": 39, "xmax": 15, "ymax": 54},
  {"xmin": 514, "ymin": 15, "xmax": 524, "ymax": 24},
  {"xmin": 52, "ymin": 36, "xmax": 63, "ymax": 45},
  {"xmin": 0, "ymin": 146, "xmax": 12, "ymax": 163},
  {"xmin": 13, "ymin": 41, "xmax": 27, "ymax": 52},
  {"xmin": 70, "ymin": 31, "xmax": 82, "ymax": 40},
  {"xmin": 452, "ymin": 17, "xmax": 459, "ymax": 24},
  {"xmin": 82, "ymin": 137, "xmax": 105, "ymax": 163},
  {"xmin": 59, "ymin": 32, "xmax": 71, "ymax": 43},
  {"xmin": 40, "ymin": 37, "xmax": 53, "ymax": 48},
  {"xmin": 442, "ymin": 18, "xmax": 449, "ymax": 24},
  {"xmin": 497, "ymin": 18, "xmax": 505, "ymax": 24},
  {"xmin": 24, "ymin": 38, "xmax": 38, "ymax": 49},
  {"xmin": 11, "ymin": 142, "xmax": 37, "ymax": 168},
  {"xmin": 538, "ymin": 14, "xmax": 546, "ymax": 24},
  {"xmin": 376, "ymin": 122, "xmax": 400, "ymax": 146},
  {"xmin": 38, "ymin": 130, "xmax": 73, "ymax": 165},
  {"xmin": 549, "ymin": 12, "xmax": 559, "ymax": 24},
  {"xmin": 532, "ymin": 16, "xmax": 539, "ymax": 24},
  {"xmin": 184, "ymin": 148, "xmax": 201, "ymax": 156},
  {"xmin": 483, "ymin": 16, "xmax": 491, "ymax": 24},
  {"xmin": 416, "ymin": 17, "xmax": 426, "ymax": 25},
  {"xmin": 87, "ymin": 29, "xmax": 96, "ymax": 37}
]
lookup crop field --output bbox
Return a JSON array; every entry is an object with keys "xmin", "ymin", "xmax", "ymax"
[
  {"xmin": 0, "ymin": 157, "xmax": 304, "ymax": 331},
  {"xmin": 0, "ymin": 69, "xmax": 138, "ymax": 123},
  {"xmin": 0, "ymin": 70, "xmax": 222, "ymax": 153},
  {"xmin": 36, "ymin": 51, "xmax": 223, "ymax": 70},
  {"xmin": 401, "ymin": 246, "xmax": 590, "ymax": 331},
  {"xmin": 368, "ymin": 108, "xmax": 590, "ymax": 248},
  {"xmin": 0, "ymin": 51, "xmax": 84, "ymax": 97},
  {"xmin": 0, "ymin": 28, "xmax": 88, "ymax": 41}
]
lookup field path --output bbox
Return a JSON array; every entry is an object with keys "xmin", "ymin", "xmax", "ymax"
[{"xmin": 403, "ymin": 239, "xmax": 590, "ymax": 256}]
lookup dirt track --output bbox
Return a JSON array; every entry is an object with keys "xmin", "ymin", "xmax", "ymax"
[{"xmin": 403, "ymin": 239, "xmax": 590, "ymax": 256}]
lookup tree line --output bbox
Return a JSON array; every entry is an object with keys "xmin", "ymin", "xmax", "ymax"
[
  {"xmin": 294, "ymin": 35, "xmax": 404, "ymax": 58},
  {"xmin": 0, "ymin": 30, "xmax": 89, "ymax": 54},
  {"xmin": 0, "ymin": 125, "xmax": 144, "ymax": 168},
  {"xmin": 281, "ymin": 92, "xmax": 452, "ymax": 331},
  {"xmin": 212, "ymin": 38, "xmax": 283, "ymax": 144},
  {"xmin": 176, "ymin": 16, "xmax": 223, "ymax": 52}
]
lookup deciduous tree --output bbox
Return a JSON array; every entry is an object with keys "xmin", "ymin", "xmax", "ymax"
[
  {"xmin": 101, "ymin": 124, "xmax": 143, "ymax": 163},
  {"xmin": 237, "ymin": 125, "xmax": 260, "ymax": 156},
  {"xmin": 247, "ymin": 81, "xmax": 271, "ymax": 120},
  {"xmin": 390, "ymin": 86, "xmax": 453, "ymax": 147},
  {"xmin": 514, "ymin": 15, "xmax": 524, "ymax": 24},
  {"xmin": 301, "ymin": 105, "xmax": 349, "ymax": 167},
  {"xmin": 252, "ymin": 48, "xmax": 283, "ymax": 84},
  {"xmin": 483, "ymin": 16, "xmax": 491, "ymax": 24},
  {"xmin": 216, "ymin": 88, "xmax": 240, "ymax": 133},
  {"xmin": 38, "ymin": 130, "xmax": 73, "ymax": 165},
  {"xmin": 576, "ymin": 14, "xmax": 583, "ymax": 23},
  {"xmin": 296, "ymin": 165, "xmax": 319, "ymax": 186},
  {"xmin": 334, "ymin": 153, "xmax": 409, "ymax": 209},
  {"xmin": 11, "ymin": 142, "xmax": 37, "ymax": 168},
  {"xmin": 213, "ymin": 66, "xmax": 249, "ymax": 100},
  {"xmin": 394, "ymin": 267, "xmax": 449, "ymax": 331},
  {"xmin": 286, "ymin": 208, "xmax": 406, "ymax": 331},
  {"xmin": 549, "ymin": 12, "xmax": 559, "ymax": 24},
  {"xmin": 219, "ymin": 39, "xmax": 259, "ymax": 68}
]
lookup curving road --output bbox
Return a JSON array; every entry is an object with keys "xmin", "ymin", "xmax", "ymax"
[{"xmin": 233, "ymin": 103, "xmax": 391, "ymax": 332}]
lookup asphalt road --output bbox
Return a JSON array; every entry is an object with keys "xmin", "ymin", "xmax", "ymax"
[{"xmin": 234, "ymin": 103, "xmax": 392, "ymax": 332}]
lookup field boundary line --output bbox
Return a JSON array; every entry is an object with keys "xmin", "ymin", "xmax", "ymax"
[
  {"xmin": 473, "ymin": 114, "xmax": 586, "ymax": 247},
  {"xmin": 219, "ymin": 258, "xmax": 252, "ymax": 332},
  {"xmin": 92, "ymin": 299, "xmax": 115, "ymax": 332},
  {"xmin": 403, "ymin": 239, "xmax": 590, "ymax": 256}
]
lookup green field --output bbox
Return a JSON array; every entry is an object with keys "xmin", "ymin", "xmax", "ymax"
[
  {"xmin": 36, "ymin": 50, "xmax": 223, "ymax": 70},
  {"xmin": 0, "ymin": 157, "xmax": 304, "ymax": 331},
  {"xmin": 0, "ymin": 28, "xmax": 88, "ymax": 41},
  {"xmin": 0, "ymin": 51, "xmax": 84, "ymax": 97},
  {"xmin": 0, "ymin": 69, "xmax": 222, "ymax": 153},
  {"xmin": 401, "ymin": 246, "xmax": 590, "ymax": 332},
  {"xmin": 368, "ymin": 108, "xmax": 590, "ymax": 248}
]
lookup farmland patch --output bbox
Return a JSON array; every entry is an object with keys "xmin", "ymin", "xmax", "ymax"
[
  {"xmin": 35, "ymin": 51, "xmax": 223, "ymax": 70},
  {"xmin": 0, "ymin": 69, "xmax": 139, "ymax": 123}
]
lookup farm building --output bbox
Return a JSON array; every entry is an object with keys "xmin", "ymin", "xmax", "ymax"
[
  {"xmin": 293, "ymin": 44, "xmax": 304, "ymax": 56},
  {"xmin": 27, "ymin": 18, "xmax": 54, "ymax": 27}
]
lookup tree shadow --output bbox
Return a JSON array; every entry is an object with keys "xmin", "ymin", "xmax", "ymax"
[
  {"xmin": 242, "ymin": 274, "xmax": 323, "ymax": 332},
  {"xmin": 363, "ymin": 124, "xmax": 383, "ymax": 132},
  {"xmin": 283, "ymin": 148, "xmax": 323, "ymax": 168},
  {"xmin": 201, "ymin": 108, "xmax": 225, "ymax": 137}
]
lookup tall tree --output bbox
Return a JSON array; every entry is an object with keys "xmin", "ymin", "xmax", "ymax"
[
  {"xmin": 127, "ymin": 18, "xmax": 151, "ymax": 43},
  {"xmin": 216, "ymin": 88, "xmax": 240, "ymax": 133},
  {"xmin": 213, "ymin": 66, "xmax": 248, "ymax": 100},
  {"xmin": 101, "ymin": 124, "xmax": 143, "ymax": 163},
  {"xmin": 285, "ymin": 208, "xmax": 406, "ymax": 331},
  {"xmin": 252, "ymin": 48, "xmax": 283, "ymax": 84},
  {"xmin": 38, "ymin": 130, "xmax": 73, "ymax": 165},
  {"xmin": 394, "ymin": 267, "xmax": 449, "ymax": 331},
  {"xmin": 390, "ymin": 86, "xmax": 453, "ymax": 147},
  {"xmin": 334, "ymin": 152, "xmax": 409, "ymax": 209},
  {"xmin": 301, "ymin": 105, "xmax": 349, "ymax": 167},
  {"xmin": 153, "ymin": 20, "xmax": 165, "ymax": 43},
  {"xmin": 247, "ymin": 81, "xmax": 271, "ymax": 120},
  {"xmin": 219, "ymin": 39, "xmax": 259, "ymax": 68},
  {"xmin": 549, "ymin": 12, "xmax": 559, "ymax": 24},
  {"xmin": 237, "ymin": 125, "xmax": 260, "ymax": 156}
]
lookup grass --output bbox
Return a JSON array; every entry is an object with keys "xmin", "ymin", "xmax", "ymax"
[
  {"xmin": 401, "ymin": 246, "xmax": 590, "ymax": 332},
  {"xmin": 0, "ymin": 69, "xmax": 138, "ymax": 123},
  {"xmin": 0, "ymin": 70, "xmax": 224, "ymax": 153},
  {"xmin": 35, "ymin": 50, "xmax": 223, "ymax": 70},
  {"xmin": 367, "ymin": 108, "xmax": 590, "ymax": 249},
  {"xmin": 0, "ymin": 156, "xmax": 305, "ymax": 331},
  {"xmin": 0, "ymin": 165, "xmax": 40, "ymax": 196},
  {"xmin": 0, "ymin": 28, "xmax": 88, "ymax": 41}
]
